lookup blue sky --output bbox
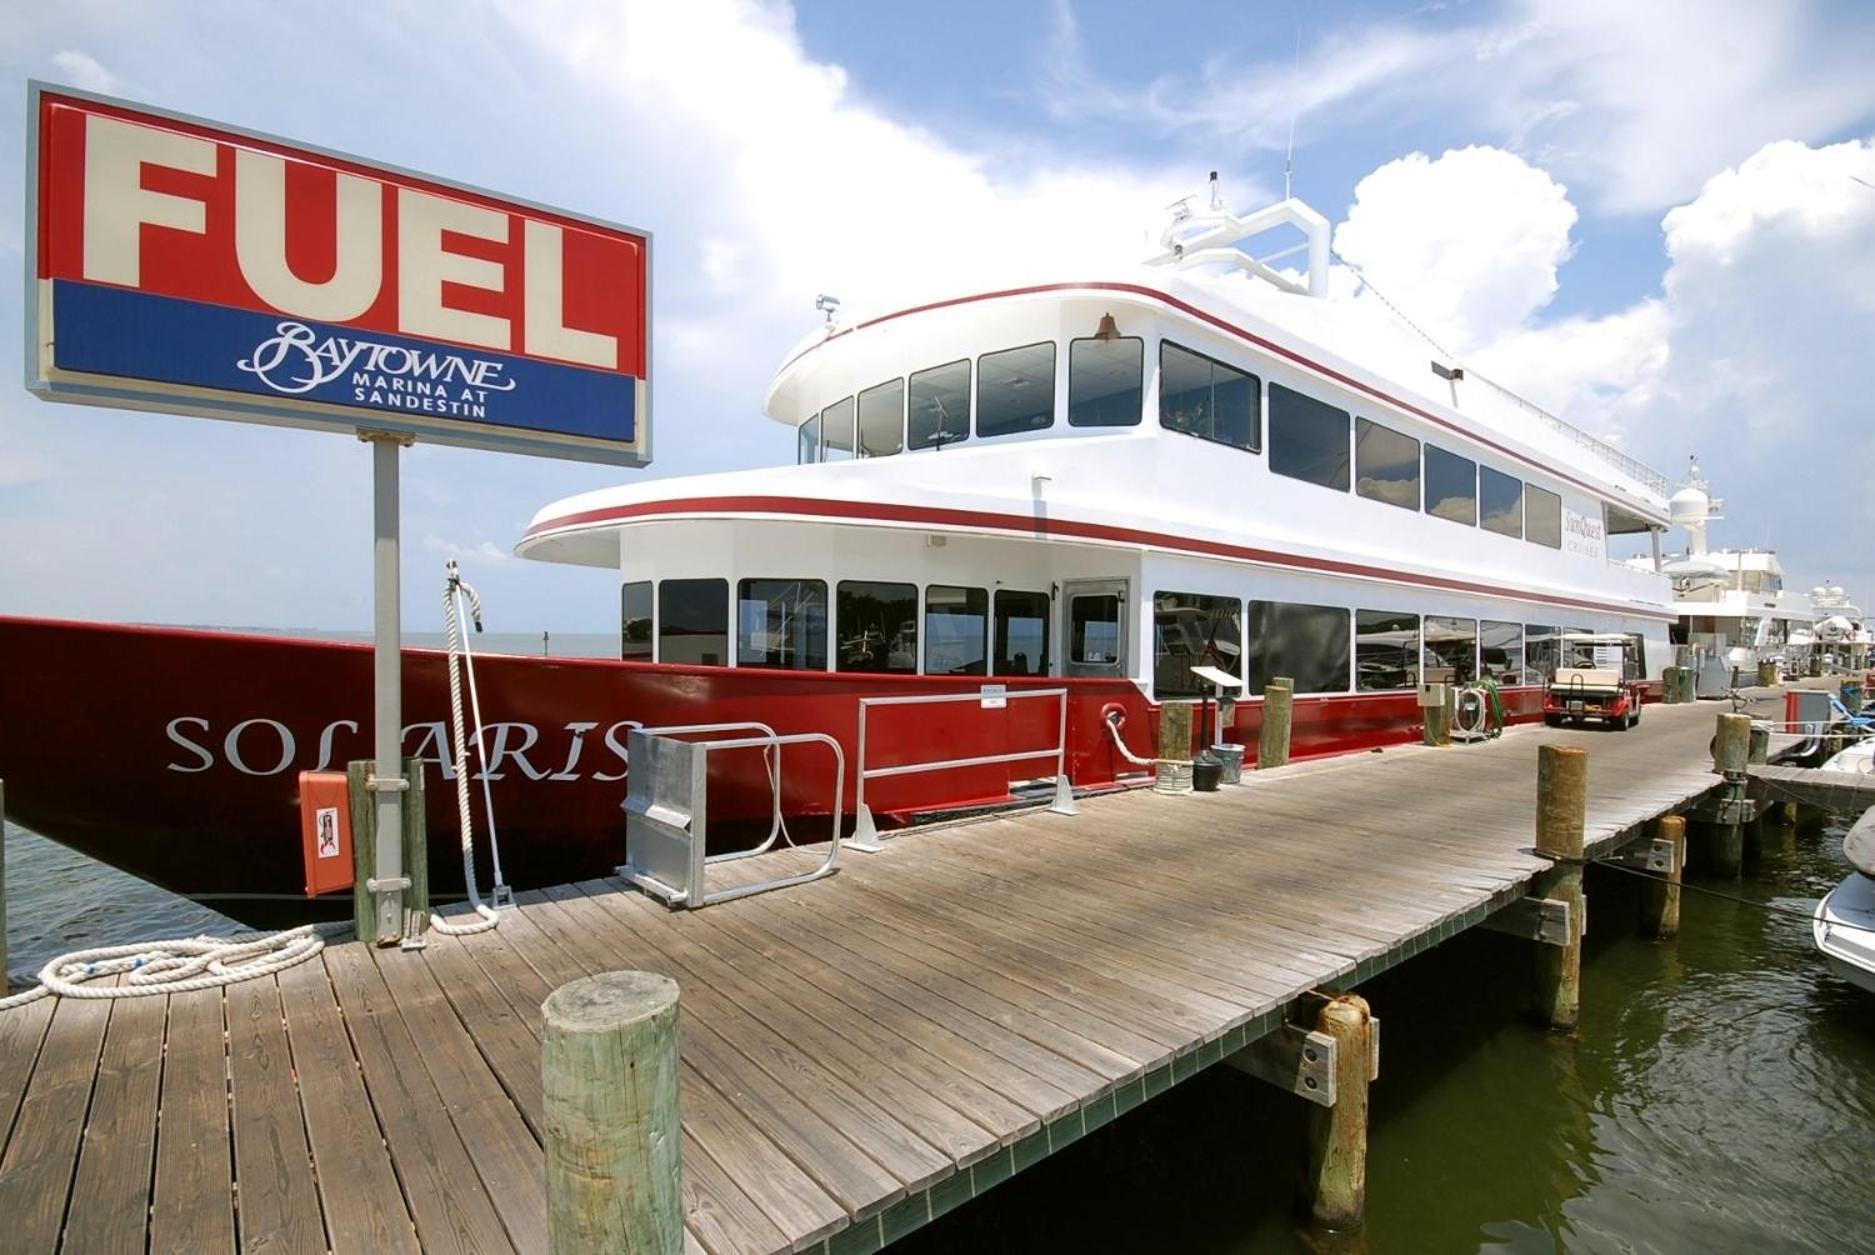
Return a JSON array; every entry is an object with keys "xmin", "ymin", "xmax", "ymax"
[{"xmin": 3, "ymin": 0, "xmax": 1875, "ymax": 631}]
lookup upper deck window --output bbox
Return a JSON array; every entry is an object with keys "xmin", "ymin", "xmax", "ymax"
[
  {"xmin": 1480, "ymin": 466, "xmax": 1523, "ymax": 538},
  {"xmin": 796, "ymin": 414, "xmax": 820, "ymax": 464},
  {"xmin": 1269, "ymin": 384, "xmax": 1349, "ymax": 490},
  {"xmin": 925, "ymin": 585, "xmax": 989, "ymax": 675},
  {"xmin": 1069, "ymin": 336, "xmax": 1144, "ymax": 427},
  {"xmin": 658, "ymin": 579, "xmax": 729, "ymax": 667},
  {"xmin": 737, "ymin": 579, "xmax": 828, "ymax": 670},
  {"xmin": 857, "ymin": 378, "xmax": 904, "ymax": 457},
  {"xmin": 1160, "ymin": 341, "xmax": 1257, "ymax": 450},
  {"xmin": 1424, "ymin": 445, "xmax": 1477, "ymax": 525},
  {"xmin": 820, "ymin": 396, "xmax": 856, "ymax": 462},
  {"xmin": 1355, "ymin": 418, "xmax": 1419, "ymax": 510},
  {"xmin": 908, "ymin": 360, "xmax": 970, "ymax": 450},
  {"xmin": 1526, "ymin": 484, "xmax": 1562, "ymax": 548},
  {"xmin": 976, "ymin": 343, "xmax": 1055, "ymax": 438}
]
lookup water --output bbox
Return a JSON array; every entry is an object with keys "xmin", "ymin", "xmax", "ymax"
[{"xmin": 5, "ymin": 816, "xmax": 1871, "ymax": 1251}]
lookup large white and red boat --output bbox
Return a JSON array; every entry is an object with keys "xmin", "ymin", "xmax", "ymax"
[{"xmin": 0, "ymin": 195, "xmax": 1679, "ymax": 925}]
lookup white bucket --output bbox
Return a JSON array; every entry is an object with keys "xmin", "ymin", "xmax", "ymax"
[{"xmin": 1154, "ymin": 759, "xmax": 1194, "ymax": 795}]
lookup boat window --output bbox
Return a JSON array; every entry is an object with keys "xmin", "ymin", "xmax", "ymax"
[
  {"xmin": 1480, "ymin": 466, "xmax": 1523, "ymax": 538},
  {"xmin": 621, "ymin": 581, "xmax": 653, "ymax": 662},
  {"xmin": 993, "ymin": 590, "xmax": 1051, "ymax": 676},
  {"xmin": 1355, "ymin": 418, "xmax": 1419, "ymax": 511},
  {"xmin": 1268, "ymin": 384, "xmax": 1350, "ymax": 491},
  {"xmin": 976, "ymin": 343, "xmax": 1055, "ymax": 438},
  {"xmin": 1423, "ymin": 615, "xmax": 1478, "ymax": 685},
  {"xmin": 1248, "ymin": 601, "xmax": 1351, "ymax": 693},
  {"xmin": 658, "ymin": 578, "xmax": 729, "ymax": 667},
  {"xmin": 736, "ymin": 578, "xmax": 828, "ymax": 670},
  {"xmin": 857, "ymin": 378, "xmax": 904, "ymax": 457},
  {"xmin": 1070, "ymin": 594, "xmax": 1123, "ymax": 666},
  {"xmin": 1355, "ymin": 609, "xmax": 1419, "ymax": 692},
  {"xmin": 1070, "ymin": 336, "xmax": 1144, "ymax": 427},
  {"xmin": 1526, "ymin": 485, "xmax": 1562, "ymax": 548},
  {"xmin": 1626, "ymin": 634, "xmax": 1647, "ymax": 682},
  {"xmin": 1525, "ymin": 624, "xmax": 1562, "ymax": 682},
  {"xmin": 820, "ymin": 396, "xmax": 856, "ymax": 462},
  {"xmin": 908, "ymin": 359, "xmax": 971, "ymax": 450},
  {"xmin": 1424, "ymin": 445, "xmax": 1477, "ymax": 525},
  {"xmin": 836, "ymin": 580, "xmax": 918, "ymax": 673},
  {"xmin": 925, "ymin": 585, "xmax": 989, "ymax": 675},
  {"xmin": 1481, "ymin": 620, "xmax": 1523, "ymax": 685},
  {"xmin": 1152, "ymin": 591, "xmax": 1242, "ymax": 698},
  {"xmin": 1159, "ymin": 341, "xmax": 1257, "ymax": 449},
  {"xmin": 796, "ymin": 414, "xmax": 820, "ymax": 464}
]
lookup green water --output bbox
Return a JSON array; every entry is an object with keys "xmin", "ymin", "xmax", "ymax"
[{"xmin": 900, "ymin": 820, "xmax": 1875, "ymax": 1254}]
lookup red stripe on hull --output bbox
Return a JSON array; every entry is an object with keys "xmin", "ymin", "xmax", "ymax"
[{"xmin": 0, "ymin": 615, "xmax": 1573, "ymax": 926}]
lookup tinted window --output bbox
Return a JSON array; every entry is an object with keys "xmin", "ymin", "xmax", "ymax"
[
  {"xmin": 1069, "ymin": 336, "xmax": 1144, "ymax": 427},
  {"xmin": 1268, "ymin": 384, "xmax": 1350, "ymax": 490},
  {"xmin": 1526, "ymin": 624, "xmax": 1563, "ymax": 681},
  {"xmin": 796, "ymin": 414, "xmax": 820, "ymax": 464},
  {"xmin": 1526, "ymin": 485, "xmax": 1562, "ymax": 548},
  {"xmin": 908, "ymin": 360, "xmax": 970, "ymax": 450},
  {"xmin": 976, "ymin": 342, "xmax": 1055, "ymax": 438},
  {"xmin": 857, "ymin": 378, "xmax": 904, "ymax": 457},
  {"xmin": 1481, "ymin": 619, "xmax": 1523, "ymax": 684},
  {"xmin": 737, "ymin": 579, "xmax": 828, "ymax": 670},
  {"xmin": 1423, "ymin": 615, "xmax": 1477, "ymax": 684},
  {"xmin": 836, "ymin": 581, "xmax": 918, "ymax": 673},
  {"xmin": 1626, "ymin": 633, "xmax": 1647, "ymax": 681},
  {"xmin": 1248, "ymin": 601, "xmax": 1351, "ymax": 694},
  {"xmin": 1160, "ymin": 341, "xmax": 1258, "ymax": 450},
  {"xmin": 1424, "ymin": 445, "xmax": 1477, "ymax": 524},
  {"xmin": 820, "ymin": 396, "xmax": 855, "ymax": 462},
  {"xmin": 621, "ymin": 581, "xmax": 652, "ymax": 662},
  {"xmin": 1480, "ymin": 466, "xmax": 1522, "ymax": 538},
  {"xmin": 1355, "ymin": 418, "xmax": 1419, "ymax": 510},
  {"xmin": 993, "ymin": 590, "xmax": 1050, "ymax": 676},
  {"xmin": 925, "ymin": 585, "xmax": 989, "ymax": 676},
  {"xmin": 1071, "ymin": 595, "xmax": 1123, "ymax": 665},
  {"xmin": 658, "ymin": 579, "xmax": 728, "ymax": 666},
  {"xmin": 1356, "ymin": 609, "xmax": 1418, "ymax": 692},
  {"xmin": 1152, "ymin": 591, "xmax": 1242, "ymax": 698}
]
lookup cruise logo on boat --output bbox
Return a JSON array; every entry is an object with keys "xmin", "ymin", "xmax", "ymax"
[{"xmin": 25, "ymin": 83, "xmax": 653, "ymax": 466}]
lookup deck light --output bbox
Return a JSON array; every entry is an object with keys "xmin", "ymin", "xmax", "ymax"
[
  {"xmin": 1430, "ymin": 360, "xmax": 1464, "ymax": 381},
  {"xmin": 1093, "ymin": 313, "xmax": 1121, "ymax": 341},
  {"xmin": 815, "ymin": 294, "xmax": 841, "ymax": 325}
]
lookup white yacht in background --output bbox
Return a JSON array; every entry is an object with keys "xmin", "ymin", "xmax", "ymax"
[
  {"xmin": 1809, "ymin": 583, "xmax": 1872, "ymax": 674},
  {"xmin": 1633, "ymin": 459, "xmax": 1816, "ymax": 692}
]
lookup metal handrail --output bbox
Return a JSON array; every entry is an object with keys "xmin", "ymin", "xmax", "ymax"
[
  {"xmin": 848, "ymin": 687, "xmax": 1077, "ymax": 852},
  {"xmin": 636, "ymin": 721, "xmax": 784, "ymax": 863},
  {"xmin": 620, "ymin": 727, "xmax": 845, "ymax": 908}
]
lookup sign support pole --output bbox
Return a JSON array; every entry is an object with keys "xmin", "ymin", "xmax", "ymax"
[{"xmin": 365, "ymin": 431, "xmax": 411, "ymax": 943}]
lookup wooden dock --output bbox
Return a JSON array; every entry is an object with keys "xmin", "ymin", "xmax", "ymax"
[{"xmin": 0, "ymin": 700, "xmax": 1778, "ymax": 1253}]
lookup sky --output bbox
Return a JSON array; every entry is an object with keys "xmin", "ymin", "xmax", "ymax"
[{"xmin": 3, "ymin": 0, "xmax": 1875, "ymax": 633}]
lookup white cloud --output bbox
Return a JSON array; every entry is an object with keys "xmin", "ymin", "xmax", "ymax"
[
  {"xmin": 51, "ymin": 49, "xmax": 120, "ymax": 93},
  {"xmin": 1333, "ymin": 146, "xmax": 1578, "ymax": 354}
]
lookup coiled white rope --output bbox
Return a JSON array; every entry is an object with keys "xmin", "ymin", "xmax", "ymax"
[
  {"xmin": 435, "ymin": 561, "xmax": 501, "ymax": 936},
  {"xmin": 0, "ymin": 926, "xmax": 325, "ymax": 1010}
]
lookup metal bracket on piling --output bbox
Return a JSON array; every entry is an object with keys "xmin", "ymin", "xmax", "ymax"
[
  {"xmin": 1606, "ymin": 836, "xmax": 1679, "ymax": 875},
  {"xmin": 1480, "ymin": 895, "xmax": 1575, "ymax": 946},
  {"xmin": 365, "ymin": 876, "xmax": 413, "ymax": 893},
  {"xmin": 1225, "ymin": 1023, "xmax": 1341, "ymax": 1107}
]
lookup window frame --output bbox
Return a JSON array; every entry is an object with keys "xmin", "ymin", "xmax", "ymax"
[
  {"xmin": 1355, "ymin": 608, "xmax": 1420, "ymax": 693},
  {"xmin": 735, "ymin": 577, "xmax": 829, "ymax": 671},
  {"xmin": 1067, "ymin": 335, "xmax": 1145, "ymax": 428},
  {"xmin": 1480, "ymin": 619, "xmax": 1524, "ymax": 686},
  {"xmin": 856, "ymin": 377, "xmax": 905, "ymax": 458},
  {"xmin": 1423, "ymin": 444, "xmax": 1479, "ymax": 526},
  {"xmin": 1525, "ymin": 484, "xmax": 1563, "ymax": 549},
  {"xmin": 907, "ymin": 358, "xmax": 972, "ymax": 451},
  {"xmin": 1151, "ymin": 590, "xmax": 1243, "ymax": 699},
  {"xmin": 620, "ymin": 580, "xmax": 653, "ymax": 662},
  {"xmin": 1354, "ymin": 416, "xmax": 1421, "ymax": 511},
  {"xmin": 992, "ymin": 589, "xmax": 1052, "ymax": 677},
  {"xmin": 1267, "ymin": 382, "xmax": 1351, "ymax": 491},
  {"xmin": 1479, "ymin": 465, "xmax": 1524, "ymax": 539},
  {"xmin": 834, "ymin": 579, "xmax": 920, "ymax": 674},
  {"xmin": 923, "ymin": 584, "xmax": 991, "ymax": 677},
  {"xmin": 974, "ymin": 341, "xmax": 1057, "ymax": 439},
  {"xmin": 1158, "ymin": 339, "xmax": 1260, "ymax": 451},
  {"xmin": 1247, "ymin": 600, "xmax": 1353, "ymax": 694},
  {"xmin": 657, "ymin": 578, "xmax": 730, "ymax": 668}
]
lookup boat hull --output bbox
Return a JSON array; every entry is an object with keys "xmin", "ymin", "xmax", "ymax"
[{"xmin": 0, "ymin": 615, "xmax": 1557, "ymax": 926}]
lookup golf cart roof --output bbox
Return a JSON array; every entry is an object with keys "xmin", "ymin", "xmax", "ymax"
[{"xmin": 1559, "ymin": 633, "xmax": 1635, "ymax": 645}]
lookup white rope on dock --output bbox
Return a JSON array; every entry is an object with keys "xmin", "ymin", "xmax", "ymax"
[
  {"xmin": 433, "ymin": 561, "xmax": 501, "ymax": 937},
  {"xmin": 1104, "ymin": 709, "xmax": 1158, "ymax": 768},
  {"xmin": 0, "ymin": 925, "xmax": 326, "ymax": 1010}
]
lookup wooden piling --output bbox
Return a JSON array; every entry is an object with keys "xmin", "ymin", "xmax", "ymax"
[
  {"xmin": 1532, "ymin": 744, "xmax": 1587, "ymax": 1030},
  {"xmin": 1259, "ymin": 678, "xmax": 1294, "ymax": 770},
  {"xmin": 1710, "ymin": 713, "xmax": 1750, "ymax": 878},
  {"xmin": 1155, "ymin": 701, "xmax": 1195, "ymax": 793},
  {"xmin": 543, "ymin": 971, "xmax": 684, "ymax": 1254},
  {"xmin": 1301, "ymin": 994, "xmax": 1373, "ymax": 1231},
  {"xmin": 1640, "ymin": 813, "xmax": 1684, "ymax": 939},
  {"xmin": 349, "ymin": 757, "xmax": 430, "ymax": 945}
]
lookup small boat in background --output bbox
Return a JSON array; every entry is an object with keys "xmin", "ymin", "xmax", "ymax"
[{"xmin": 1813, "ymin": 746, "xmax": 1875, "ymax": 993}]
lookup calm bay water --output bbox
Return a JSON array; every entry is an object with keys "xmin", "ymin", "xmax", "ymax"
[{"xmin": 5, "ymin": 811, "xmax": 1871, "ymax": 1251}]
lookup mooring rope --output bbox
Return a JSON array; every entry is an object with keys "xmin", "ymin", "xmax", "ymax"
[
  {"xmin": 0, "ymin": 925, "xmax": 332, "ymax": 1010},
  {"xmin": 1104, "ymin": 709, "xmax": 1157, "ymax": 768},
  {"xmin": 434, "ymin": 561, "xmax": 502, "ymax": 937}
]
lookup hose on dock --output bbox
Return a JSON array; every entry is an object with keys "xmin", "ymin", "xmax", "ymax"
[
  {"xmin": 0, "ymin": 925, "xmax": 329, "ymax": 1010},
  {"xmin": 434, "ymin": 561, "xmax": 505, "ymax": 937}
]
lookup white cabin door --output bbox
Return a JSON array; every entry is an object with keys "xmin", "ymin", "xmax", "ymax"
[{"xmin": 1062, "ymin": 579, "xmax": 1129, "ymax": 678}]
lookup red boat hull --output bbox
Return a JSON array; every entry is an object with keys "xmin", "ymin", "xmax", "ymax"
[{"xmin": 0, "ymin": 615, "xmax": 1572, "ymax": 926}]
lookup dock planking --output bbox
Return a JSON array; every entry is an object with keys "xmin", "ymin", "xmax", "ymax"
[{"xmin": 0, "ymin": 698, "xmax": 1795, "ymax": 1253}]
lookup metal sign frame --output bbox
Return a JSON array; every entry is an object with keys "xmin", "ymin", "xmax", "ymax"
[{"xmin": 23, "ymin": 80, "xmax": 653, "ymax": 467}]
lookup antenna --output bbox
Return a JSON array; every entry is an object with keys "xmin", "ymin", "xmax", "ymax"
[{"xmin": 1283, "ymin": 13, "xmax": 1301, "ymax": 201}]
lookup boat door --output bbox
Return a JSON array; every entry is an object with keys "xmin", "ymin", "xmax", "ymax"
[{"xmin": 1062, "ymin": 579, "xmax": 1129, "ymax": 678}]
